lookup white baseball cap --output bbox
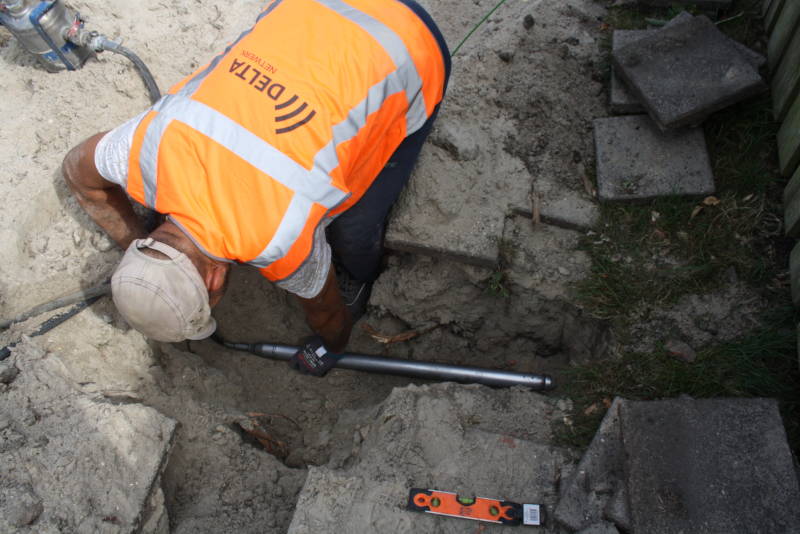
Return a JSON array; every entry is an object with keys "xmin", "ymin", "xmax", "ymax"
[{"xmin": 111, "ymin": 238, "xmax": 216, "ymax": 342}]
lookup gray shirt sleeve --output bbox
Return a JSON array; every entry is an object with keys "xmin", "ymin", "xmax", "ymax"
[
  {"xmin": 94, "ymin": 111, "xmax": 147, "ymax": 186},
  {"xmin": 96, "ymin": 112, "xmax": 332, "ymax": 299},
  {"xmin": 273, "ymin": 222, "xmax": 332, "ymax": 299}
]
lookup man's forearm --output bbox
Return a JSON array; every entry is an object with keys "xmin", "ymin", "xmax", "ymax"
[
  {"xmin": 63, "ymin": 133, "xmax": 147, "ymax": 250},
  {"xmin": 72, "ymin": 185, "xmax": 147, "ymax": 249},
  {"xmin": 297, "ymin": 265, "xmax": 353, "ymax": 353}
]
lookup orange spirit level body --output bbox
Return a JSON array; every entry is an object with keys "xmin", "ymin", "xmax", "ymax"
[{"xmin": 407, "ymin": 488, "xmax": 542, "ymax": 527}]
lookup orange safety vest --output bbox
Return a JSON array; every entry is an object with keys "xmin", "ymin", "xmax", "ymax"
[{"xmin": 124, "ymin": 0, "xmax": 446, "ymax": 281}]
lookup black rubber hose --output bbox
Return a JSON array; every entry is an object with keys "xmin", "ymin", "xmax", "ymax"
[
  {"xmin": 0, "ymin": 282, "xmax": 110, "ymax": 331},
  {"xmin": 100, "ymin": 39, "xmax": 161, "ymax": 104},
  {"xmin": 0, "ymin": 295, "xmax": 104, "ymax": 362}
]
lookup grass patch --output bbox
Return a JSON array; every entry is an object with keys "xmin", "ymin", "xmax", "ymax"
[
  {"xmin": 555, "ymin": 309, "xmax": 800, "ymax": 454},
  {"xmin": 561, "ymin": 1, "xmax": 800, "ymax": 457},
  {"xmin": 577, "ymin": 191, "xmax": 783, "ymax": 321}
]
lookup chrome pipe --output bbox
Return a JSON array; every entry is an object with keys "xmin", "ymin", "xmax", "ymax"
[{"xmin": 219, "ymin": 339, "xmax": 555, "ymax": 391}]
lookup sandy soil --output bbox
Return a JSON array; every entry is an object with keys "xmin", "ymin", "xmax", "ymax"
[{"xmin": 0, "ymin": 0, "xmax": 728, "ymax": 531}]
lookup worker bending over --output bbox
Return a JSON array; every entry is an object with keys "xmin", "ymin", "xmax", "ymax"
[{"xmin": 63, "ymin": 0, "xmax": 450, "ymax": 376}]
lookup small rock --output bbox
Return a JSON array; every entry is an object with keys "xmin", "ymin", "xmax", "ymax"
[
  {"xmin": 664, "ymin": 339, "xmax": 697, "ymax": 363},
  {"xmin": 91, "ymin": 233, "xmax": 115, "ymax": 252},
  {"xmin": 523, "ymin": 15, "xmax": 535, "ymax": 30},
  {"xmin": 72, "ymin": 229, "xmax": 83, "ymax": 247},
  {"xmin": 0, "ymin": 362, "xmax": 19, "ymax": 384},
  {"xmin": 431, "ymin": 122, "xmax": 480, "ymax": 161},
  {"xmin": 558, "ymin": 266, "xmax": 571, "ymax": 276},
  {"xmin": 497, "ymin": 50, "xmax": 514, "ymax": 63}
]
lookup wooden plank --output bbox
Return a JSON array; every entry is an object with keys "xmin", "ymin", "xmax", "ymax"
[
  {"xmin": 791, "ymin": 240, "xmax": 800, "ymax": 306},
  {"xmin": 766, "ymin": 0, "xmax": 787, "ymax": 34},
  {"xmin": 772, "ymin": 28, "xmax": 800, "ymax": 120},
  {"xmin": 778, "ymin": 93, "xmax": 800, "ymax": 176},
  {"xmin": 768, "ymin": 0, "xmax": 800, "ymax": 72},
  {"xmin": 784, "ymin": 166, "xmax": 800, "ymax": 236}
]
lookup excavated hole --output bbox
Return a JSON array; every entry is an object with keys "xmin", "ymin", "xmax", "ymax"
[{"xmin": 181, "ymin": 248, "xmax": 610, "ymax": 469}]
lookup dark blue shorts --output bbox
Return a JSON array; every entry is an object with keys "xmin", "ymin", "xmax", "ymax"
[{"xmin": 327, "ymin": 0, "xmax": 450, "ymax": 282}]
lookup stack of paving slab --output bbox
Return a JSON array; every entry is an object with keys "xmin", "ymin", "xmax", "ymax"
[
  {"xmin": 554, "ymin": 397, "xmax": 800, "ymax": 534},
  {"xmin": 596, "ymin": 10, "xmax": 767, "ymax": 202}
]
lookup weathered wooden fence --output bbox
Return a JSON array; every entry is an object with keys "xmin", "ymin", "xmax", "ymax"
[{"xmin": 764, "ymin": 1, "xmax": 800, "ymax": 345}]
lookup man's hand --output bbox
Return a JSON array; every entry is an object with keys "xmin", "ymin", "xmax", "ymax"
[
  {"xmin": 296, "ymin": 263, "xmax": 353, "ymax": 353},
  {"xmin": 63, "ymin": 133, "xmax": 148, "ymax": 250},
  {"xmin": 288, "ymin": 335, "xmax": 342, "ymax": 377}
]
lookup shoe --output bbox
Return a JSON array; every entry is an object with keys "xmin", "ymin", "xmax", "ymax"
[{"xmin": 335, "ymin": 266, "xmax": 372, "ymax": 322}]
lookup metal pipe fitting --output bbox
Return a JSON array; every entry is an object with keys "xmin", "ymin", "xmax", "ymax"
[{"xmin": 218, "ymin": 338, "xmax": 555, "ymax": 391}]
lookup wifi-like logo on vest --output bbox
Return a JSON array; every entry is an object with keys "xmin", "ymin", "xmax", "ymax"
[
  {"xmin": 274, "ymin": 95, "xmax": 317, "ymax": 134},
  {"xmin": 228, "ymin": 55, "xmax": 317, "ymax": 134}
]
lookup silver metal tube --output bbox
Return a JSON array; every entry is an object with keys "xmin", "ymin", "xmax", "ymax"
[{"xmin": 222, "ymin": 341, "xmax": 555, "ymax": 391}]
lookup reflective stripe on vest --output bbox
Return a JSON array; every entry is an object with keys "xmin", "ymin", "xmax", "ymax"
[{"xmin": 129, "ymin": 0, "xmax": 444, "ymax": 278}]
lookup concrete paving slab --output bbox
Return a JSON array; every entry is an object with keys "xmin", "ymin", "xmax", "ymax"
[
  {"xmin": 620, "ymin": 397, "xmax": 800, "ymax": 534},
  {"xmin": 613, "ymin": 15, "xmax": 766, "ymax": 130},
  {"xmin": 386, "ymin": 110, "xmax": 599, "ymax": 267},
  {"xmin": 594, "ymin": 115, "xmax": 714, "ymax": 201},
  {"xmin": 385, "ymin": 113, "xmax": 530, "ymax": 268},
  {"xmin": 511, "ymin": 191, "xmax": 600, "ymax": 232},
  {"xmin": 0, "ymin": 344, "xmax": 177, "ymax": 533},
  {"xmin": 385, "ymin": 0, "xmax": 607, "ymax": 267},
  {"xmin": 661, "ymin": 12, "xmax": 765, "ymax": 70},
  {"xmin": 554, "ymin": 398, "xmax": 628, "ymax": 531},
  {"xmin": 505, "ymin": 216, "xmax": 592, "ymax": 301},
  {"xmin": 288, "ymin": 383, "xmax": 578, "ymax": 534},
  {"xmin": 610, "ymin": 30, "xmax": 649, "ymax": 114},
  {"xmin": 609, "ymin": 16, "xmax": 764, "ymax": 115}
]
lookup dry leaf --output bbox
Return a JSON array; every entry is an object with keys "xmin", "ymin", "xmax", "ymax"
[
  {"xmin": 702, "ymin": 196, "xmax": 720, "ymax": 206},
  {"xmin": 583, "ymin": 403, "xmax": 600, "ymax": 416},
  {"xmin": 361, "ymin": 323, "xmax": 437, "ymax": 345},
  {"xmin": 238, "ymin": 419, "xmax": 289, "ymax": 459},
  {"xmin": 690, "ymin": 205, "xmax": 703, "ymax": 219},
  {"xmin": 602, "ymin": 398, "xmax": 612, "ymax": 408}
]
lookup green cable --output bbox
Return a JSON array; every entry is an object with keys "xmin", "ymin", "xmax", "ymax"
[{"xmin": 451, "ymin": 0, "xmax": 511, "ymax": 57}]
